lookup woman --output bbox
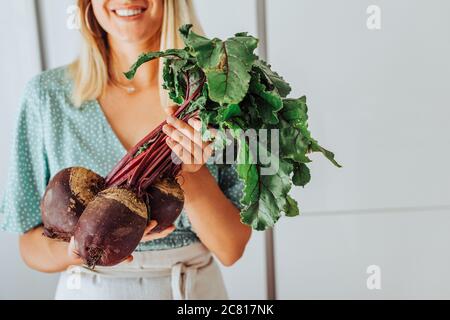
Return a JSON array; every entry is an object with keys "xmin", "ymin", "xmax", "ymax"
[{"xmin": 0, "ymin": 0, "xmax": 251, "ymax": 299}]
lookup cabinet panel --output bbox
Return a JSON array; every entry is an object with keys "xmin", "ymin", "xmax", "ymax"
[
  {"xmin": 267, "ymin": 0, "xmax": 450, "ymax": 299},
  {"xmin": 274, "ymin": 210, "xmax": 450, "ymax": 299}
]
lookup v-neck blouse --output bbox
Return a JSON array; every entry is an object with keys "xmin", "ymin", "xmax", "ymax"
[{"xmin": 0, "ymin": 66, "xmax": 243, "ymax": 251}]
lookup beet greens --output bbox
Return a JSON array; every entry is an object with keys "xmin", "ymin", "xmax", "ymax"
[{"xmin": 106, "ymin": 24, "xmax": 341, "ymax": 231}]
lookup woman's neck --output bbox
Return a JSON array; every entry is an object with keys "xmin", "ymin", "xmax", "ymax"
[{"xmin": 108, "ymin": 34, "xmax": 161, "ymax": 89}]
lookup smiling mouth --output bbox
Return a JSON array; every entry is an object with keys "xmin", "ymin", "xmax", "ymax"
[{"xmin": 113, "ymin": 8, "xmax": 146, "ymax": 17}]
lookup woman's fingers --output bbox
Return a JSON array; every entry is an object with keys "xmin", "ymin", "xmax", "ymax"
[
  {"xmin": 143, "ymin": 220, "xmax": 158, "ymax": 235},
  {"xmin": 165, "ymin": 116, "xmax": 206, "ymax": 148},
  {"xmin": 164, "ymin": 129, "xmax": 204, "ymax": 164},
  {"xmin": 163, "ymin": 115, "xmax": 217, "ymax": 168},
  {"xmin": 165, "ymin": 115, "xmax": 216, "ymax": 147},
  {"xmin": 166, "ymin": 137, "xmax": 196, "ymax": 164},
  {"xmin": 202, "ymin": 142, "xmax": 215, "ymax": 161},
  {"xmin": 140, "ymin": 225, "xmax": 176, "ymax": 242},
  {"xmin": 157, "ymin": 225, "xmax": 176, "ymax": 237},
  {"xmin": 124, "ymin": 255, "xmax": 134, "ymax": 263},
  {"xmin": 130, "ymin": 220, "xmax": 168, "ymax": 261},
  {"xmin": 187, "ymin": 117, "xmax": 202, "ymax": 131},
  {"xmin": 187, "ymin": 117, "xmax": 217, "ymax": 142},
  {"xmin": 166, "ymin": 138, "xmax": 215, "ymax": 170}
]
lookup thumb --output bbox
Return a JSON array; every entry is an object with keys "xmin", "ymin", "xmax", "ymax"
[{"xmin": 164, "ymin": 105, "xmax": 178, "ymax": 116}]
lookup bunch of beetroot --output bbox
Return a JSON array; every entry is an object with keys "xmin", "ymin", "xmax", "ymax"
[
  {"xmin": 41, "ymin": 166, "xmax": 184, "ymax": 267},
  {"xmin": 40, "ymin": 25, "xmax": 340, "ymax": 268}
]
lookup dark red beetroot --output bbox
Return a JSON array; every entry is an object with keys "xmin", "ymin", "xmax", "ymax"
[
  {"xmin": 146, "ymin": 178, "xmax": 184, "ymax": 233},
  {"xmin": 40, "ymin": 167, "xmax": 104, "ymax": 241},
  {"xmin": 74, "ymin": 187, "xmax": 148, "ymax": 267}
]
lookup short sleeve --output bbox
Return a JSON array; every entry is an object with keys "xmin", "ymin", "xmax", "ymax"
[
  {"xmin": 218, "ymin": 164, "xmax": 244, "ymax": 210},
  {"xmin": 0, "ymin": 77, "xmax": 50, "ymax": 233}
]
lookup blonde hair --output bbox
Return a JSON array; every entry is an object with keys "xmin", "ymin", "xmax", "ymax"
[{"xmin": 70, "ymin": 0, "xmax": 203, "ymax": 107}]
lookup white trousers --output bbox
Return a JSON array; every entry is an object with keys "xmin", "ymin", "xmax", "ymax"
[{"xmin": 55, "ymin": 242, "xmax": 228, "ymax": 300}]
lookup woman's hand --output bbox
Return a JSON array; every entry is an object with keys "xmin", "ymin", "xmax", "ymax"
[
  {"xmin": 140, "ymin": 220, "xmax": 176, "ymax": 242},
  {"xmin": 162, "ymin": 106, "xmax": 215, "ymax": 174}
]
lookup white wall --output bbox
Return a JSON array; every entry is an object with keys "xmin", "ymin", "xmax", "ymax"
[
  {"xmin": 0, "ymin": 0, "xmax": 60, "ymax": 299},
  {"xmin": 267, "ymin": 0, "xmax": 450, "ymax": 299},
  {"xmin": 1, "ymin": 0, "xmax": 449, "ymax": 300}
]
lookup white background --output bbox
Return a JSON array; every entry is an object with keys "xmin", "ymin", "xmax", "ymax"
[{"xmin": 1, "ymin": 0, "xmax": 449, "ymax": 299}]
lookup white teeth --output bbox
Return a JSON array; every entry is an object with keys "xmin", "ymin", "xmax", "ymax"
[{"xmin": 115, "ymin": 9, "xmax": 143, "ymax": 17}]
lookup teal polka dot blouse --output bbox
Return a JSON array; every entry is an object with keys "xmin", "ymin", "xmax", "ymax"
[{"xmin": 0, "ymin": 66, "xmax": 243, "ymax": 251}]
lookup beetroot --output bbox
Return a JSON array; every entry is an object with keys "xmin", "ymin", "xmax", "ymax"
[
  {"xmin": 40, "ymin": 167, "xmax": 104, "ymax": 241},
  {"xmin": 146, "ymin": 178, "xmax": 184, "ymax": 233},
  {"xmin": 74, "ymin": 187, "xmax": 148, "ymax": 267},
  {"xmin": 73, "ymin": 179, "xmax": 183, "ymax": 267},
  {"xmin": 39, "ymin": 31, "xmax": 215, "ymax": 268}
]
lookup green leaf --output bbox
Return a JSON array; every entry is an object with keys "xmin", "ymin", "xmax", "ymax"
[
  {"xmin": 218, "ymin": 104, "xmax": 241, "ymax": 121},
  {"xmin": 239, "ymin": 95, "xmax": 263, "ymax": 128},
  {"xmin": 124, "ymin": 49, "xmax": 189, "ymax": 80},
  {"xmin": 250, "ymin": 73, "xmax": 283, "ymax": 125},
  {"xmin": 162, "ymin": 58, "xmax": 189, "ymax": 104},
  {"xmin": 199, "ymin": 106, "xmax": 217, "ymax": 141},
  {"xmin": 182, "ymin": 27, "xmax": 258, "ymax": 104},
  {"xmin": 179, "ymin": 24, "xmax": 193, "ymax": 40},
  {"xmin": 292, "ymin": 163, "xmax": 311, "ymax": 187},
  {"xmin": 253, "ymin": 60, "xmax": 292, "ymax": 98},
  {"xmin": 284, "ymin": 195, "xmax": 300, "ymax": 217},
  {"xmin": 279, "ymin": 121, "xmax": 311, "ymax": 163},
  {"xmin": 183, "ymin": 94, "xmax": 207, "ymax": 117},
  {"xmin": 310, "ymin": 141, "xmax": 342, "ymax": 168},
  {"xmin": 241, "ymin": 191, "xmax": 280, "ymax": 230},
  {"xmin": 277, "ymin": 98, "xmax": 311, "ymax": 165},
  {"xmin": 281, "ymin": 97, "xmax": 308, "ymax": 125},
  {"xmin": 235, "ymin": 134, "xmax": 259, "ymax": 207},
  {"xmin": 239, "ymin": 159, "xmax": 293, "ymax": 230},
  {"xmin": 235, "ymin": 131, "xmax": 294, "ymax": 230},
  {"xmin": 123, "ymin": 24, "xmax": 341, "ymax": 231}
]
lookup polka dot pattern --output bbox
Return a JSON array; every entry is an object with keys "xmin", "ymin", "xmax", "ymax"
[{"xmin": 0, "ymin": 66, "xmax": 244, "ymax": 251}]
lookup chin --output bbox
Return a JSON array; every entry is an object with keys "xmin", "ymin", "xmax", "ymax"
[
  {"xmin": 119, "ymin": 31, "xmax": 149, "ymax": 42},
  {"xmin": 115, "ymin": 25, "xmax": 159, "ymax": 44}
]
